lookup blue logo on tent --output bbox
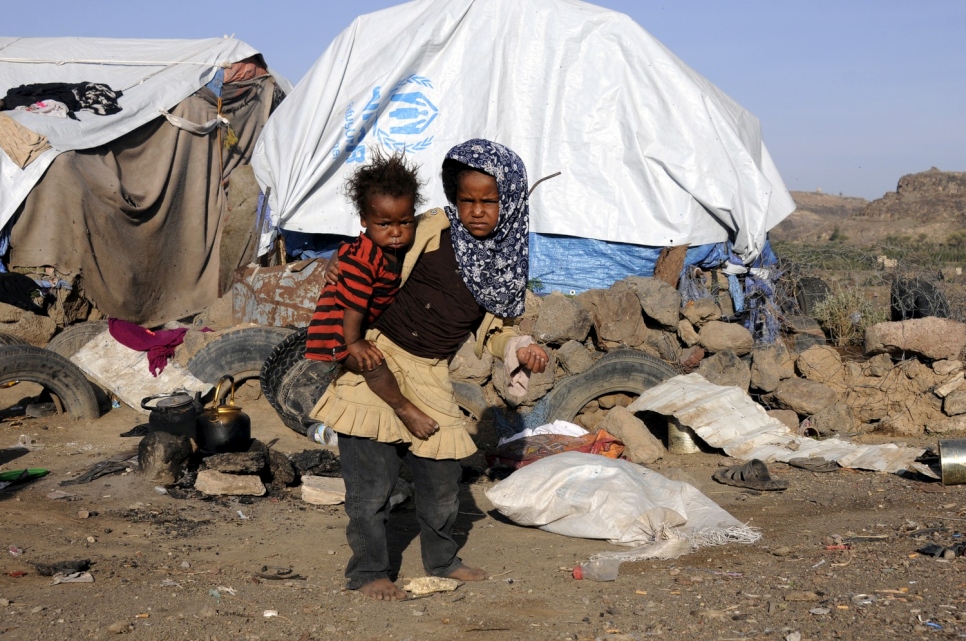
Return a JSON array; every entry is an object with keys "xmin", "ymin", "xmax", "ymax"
[{"xmin": 333, "ymin": 75, "xmax": 437, "ymax": 164}]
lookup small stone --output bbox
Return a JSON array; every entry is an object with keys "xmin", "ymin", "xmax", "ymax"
[
  {"xmin": 785, "ymin": 591, "xmax": 821, "ymax": 602},
  {"xmin": 935, "ymin": 373, "xmax": 965, "ymax": 399},
  {"xmin": 750, "ymin": 346, "xmax": 782, "ymax": 393},
  {"xmin": 203, "ymin": 450, "xmax": 267, "ymax": 474},
  {"xmin": 181, "ymin": 561, "xmax": 190, "ymax": 569},
  {"xmin": 301, "ymin": 475, "xmax": 346, "ymax": 505},
  {"xmin": 620, "ymin": 276, "xmax": 682, "ymax": 329},
  {"xmin": 945, "ymin": 391, "xmax": 966, "ymax": 417},
  {"xmin": 596, "ymin": 406, "xmax": 665, "ymax": 464},
  {"xmin": 555, "ymin": 340, "xmax": 597, "ymax": 376},
  {"xmin": 194, "ymin": 469, "xmax": 266, "ymax": 496},
  {"xmin": 677, "ymin": 320, "xmax": 699, "ymax": 347},
  {"xmin": 31, "ymin": 605, "xmax": 45, "ymax": 614},
  {"xmin": 697, "ymin": 321, "xmax": 754, "ymax": 355},
  {"xmin": 767, "ymin": 378, "xmax": 837, "ymax": 415},
  {"xmin": 767, "ymin": 409, "xmax": 800, "ymax": 430},
  {"xmin": 77, "ymin": 510, "xmax": 90, "ymax": 519},
  {"xmin": 681, "ymin": 297, "xmax": 720, "ymax": 327},
  {"xmin": 934, "ymin": 360, "xmax": 963, "ymax": 376},
  {"xmin": 107, "ymin": 621, "xmax": 133, "ymax": 634},
  {"xmin": 532, "ymin": 292, "xmax": 593, "ymax": 344}
]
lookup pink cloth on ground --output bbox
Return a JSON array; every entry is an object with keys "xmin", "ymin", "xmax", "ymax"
[{"xmin": 107, "ymin": 318, "xmax": 187, "ymax": 377}]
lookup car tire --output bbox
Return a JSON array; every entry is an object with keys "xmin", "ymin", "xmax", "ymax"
[
  {"xmin": 186, "ymin": 326, "xmax": 295, "ymax": 385},
  {"xmin": 0, "ymin": 345, "xmax": 100, "ymax": 420},
  {"xmin": 542, "ymin": 349, "xmax": 679, "ymax": 423}
]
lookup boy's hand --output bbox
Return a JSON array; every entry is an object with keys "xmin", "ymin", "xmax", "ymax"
[
  {"xmin": 516, "ymin": 344, "xmax": 549, "ymax": 374},
  {"xmin": 324, "ymin": 254, "xmax": 340, "ymax": 285},
  {"xmin": 346, "ymin": 340, "xmax": 384, "ymax": 372}
]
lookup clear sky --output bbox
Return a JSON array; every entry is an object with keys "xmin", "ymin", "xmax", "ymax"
[{"xmin": 5, "ymin": 0, "xmax": 963, "ymax": 200}]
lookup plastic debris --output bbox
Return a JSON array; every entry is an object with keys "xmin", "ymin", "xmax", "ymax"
[
  {"xmin": 51, "ymin": 571, "xmax": 94, "ymax": 584},
  {"xmin": 263, "ymin": 610, "xmax": 279, "ymax": 618}
]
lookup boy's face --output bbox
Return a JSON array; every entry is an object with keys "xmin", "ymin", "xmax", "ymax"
[
  {"xmin": 361, "ymin": 194, "xmax": 416, "ymax": 251},
  {"xmin": 456, "ymin": 170, "xmax": 500, "ymax": 239}
]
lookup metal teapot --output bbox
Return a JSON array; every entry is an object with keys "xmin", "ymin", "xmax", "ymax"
[
  {"xmin": 141, "ymin": 391, "xmax": 204, "ymax": 439},
  {"xmin": 196, "ymin": 376, "xmax": 251, "ymax": 454}
]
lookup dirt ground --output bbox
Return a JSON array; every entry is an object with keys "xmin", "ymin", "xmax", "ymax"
[{"xmin": 1, "ymin": 380, "xmax": 964, "ymax": 641}]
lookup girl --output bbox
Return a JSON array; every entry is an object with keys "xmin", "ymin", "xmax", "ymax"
[{"xmin": 314, "ymin": 139, "xmax": 548, "ymax": 601}]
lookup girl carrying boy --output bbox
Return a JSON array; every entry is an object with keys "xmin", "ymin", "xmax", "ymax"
[{"xmin": 313, "ymin": 139, "xmax": 549, "ymax": 601}]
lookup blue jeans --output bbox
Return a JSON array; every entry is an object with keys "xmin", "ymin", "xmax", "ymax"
[{"xmin": 339, "ymin": 434, "xmax": 464, "ymax": 589}]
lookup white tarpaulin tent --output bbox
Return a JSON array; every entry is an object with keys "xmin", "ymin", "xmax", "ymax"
[
  {"xmin": 0, "ymin": 37, "xmax": 292, "ymax": 230},
  {"xmin": 252, "ymin": 0, "xmax": 795, "ymax": 264}
]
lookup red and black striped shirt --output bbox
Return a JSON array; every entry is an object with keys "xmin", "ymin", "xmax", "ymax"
[{"xmin": 305, "ymin": 233, "xmax": 402, "ymax": 362}]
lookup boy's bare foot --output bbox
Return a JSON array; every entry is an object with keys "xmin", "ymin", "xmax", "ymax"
[
  {"xmin": 446, "ymin": 565, "xmax": 487, "ymax": 581},
  {"xmin": 395, "ymin": 402, "xmax": 439, "ymax": 440},
  {"xmin": 357, "ymin": 578, "xmax": 407, "ymax": 601}
]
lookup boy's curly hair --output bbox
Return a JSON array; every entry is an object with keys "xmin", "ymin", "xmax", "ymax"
[{"xmin": 345, "ymin": 148, "xmax": 423, "ymax": 218}]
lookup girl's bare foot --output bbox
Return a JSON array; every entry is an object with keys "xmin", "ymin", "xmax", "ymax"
[
  {"xmin": 446, "ymin": 565, "xmax": 487, "ymax": 581},
  {"xmin": 357, "ymin": 578, "xmax": 407, "ymax": 601}
]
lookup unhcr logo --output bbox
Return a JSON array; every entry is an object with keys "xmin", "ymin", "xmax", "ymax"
[{"xmin": 333, "ymin": 74, "xmax": 438, "ymax": 163}]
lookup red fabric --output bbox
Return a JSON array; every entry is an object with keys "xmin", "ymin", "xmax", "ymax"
[
  {"xmin": 484, "ymin": 430, "xmax": 625, "ymax": 471},
  {"xmin": 107, "ymin": 318, "xmax": 187, "ymax": 377},
  {"xmin": 305, "ymin": 233, "xmax": 401, "ymax": 362}
]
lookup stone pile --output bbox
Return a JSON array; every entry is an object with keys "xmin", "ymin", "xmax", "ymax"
[
  {"xmin": 451, "ymin": 276, "xmax": 966, "ymax": 449},
  {"xmin": 138, "ymin": 431, "xmax": 342, "ymax": 499}
]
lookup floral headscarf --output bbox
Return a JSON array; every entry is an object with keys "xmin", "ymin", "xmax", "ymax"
[{"xmin": 443, "ymin": 139, "xmax": 529, "ymax": 317}]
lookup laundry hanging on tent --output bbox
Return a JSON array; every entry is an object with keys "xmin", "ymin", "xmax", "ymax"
[{"xmin": 1, "ymin": 82, "xmax": 123, "ymax": 117}]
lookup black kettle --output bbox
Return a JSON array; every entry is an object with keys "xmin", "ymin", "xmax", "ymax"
[
  {"xmin": 141, "ymin": 391, "xmax": 204, "ymax": 439},
  {"xmin": 196, "ymin": 376, "xmax": 252, "ymax": 454}
]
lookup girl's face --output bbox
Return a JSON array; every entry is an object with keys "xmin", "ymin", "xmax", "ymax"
[
  {"xmin": 361, "ymin": 193, "xmax": 416, "ymax": 251},
  {"xmin": 455, "ymin": 170, "xmax": 499, "ymax": 239}
]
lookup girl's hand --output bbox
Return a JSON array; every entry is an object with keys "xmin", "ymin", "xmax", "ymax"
[
  {"xmin": 324, "ymin": 254, "xmax": 341, "ymax": 285},
  {"xmin": 516, "ymin": 344, "xmax": 549, "ymax": 374}
]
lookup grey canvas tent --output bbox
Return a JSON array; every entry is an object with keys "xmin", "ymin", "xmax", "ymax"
[{"xmin": 0, "ymin": 37, "xmax": 290, "ymax": 325}]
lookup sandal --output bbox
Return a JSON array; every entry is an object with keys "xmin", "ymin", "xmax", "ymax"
[{"xmin": 712, "ymin": 459, "xmax": 788, "ymax": 491}]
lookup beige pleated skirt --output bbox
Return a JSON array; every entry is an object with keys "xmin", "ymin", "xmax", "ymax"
[{"xmin": 309, "ymin": 329, "xmax": 478, "ymax": 460}]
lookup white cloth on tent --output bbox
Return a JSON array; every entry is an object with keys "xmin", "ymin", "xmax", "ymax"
[
  {"xmin": 252, "ymin": 0, "xmax": 795, "ymax": 263},
  {"xmin": 159, "ymin": 109, "xmax": 229, "ymax": 135}
]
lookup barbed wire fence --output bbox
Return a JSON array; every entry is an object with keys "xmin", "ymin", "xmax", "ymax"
[{"xmin": 772, "ymin": 242, "xmax": 966, "ymax": 347}]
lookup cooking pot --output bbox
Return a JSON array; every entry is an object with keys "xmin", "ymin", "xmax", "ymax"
[
  {"xmin": 141, "ymin": 391, "xmax": 204, "ymax": 439},
  {"xmin": 196, "ymin": 376, "xmax": 251, "ymax": 454}
]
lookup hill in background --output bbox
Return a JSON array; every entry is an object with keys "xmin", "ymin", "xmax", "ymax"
[{"xmin": 771, "ymin": 167, "xmax": 966, "ymax": 247}]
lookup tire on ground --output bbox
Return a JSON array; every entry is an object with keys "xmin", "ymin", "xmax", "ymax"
[
  {"xmin": 0, "ymin": 332, "xmax": 26, "ymax": 346},
  {"xmin": 260, "ymin": 328, "xmax": 488, "ymax": 433},
  {"xmin": 794, "ymin": 277, "xmax": 831, "ymax": 316},
  {"xmin": 891, "ymin": 277, "xmax": 950, "ymax": 321},
  {"xmin": 186, "ymin": 326, "xmax": 295, "ymax": 385},
  {"xmin": 45, "ymin": 320, "xmax": 108, "ymax": 358},
  {"xmin": 542, "ymin": 350, "xmax": 679, "ymax": 423},
  {"xmin": 0, "ymin": 345, "xmax": 100, "ymax": 420}
]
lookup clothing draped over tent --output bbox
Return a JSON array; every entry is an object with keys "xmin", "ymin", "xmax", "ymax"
[{"xmin": 8, "ymin": 76, "xmax": 276, "ymax": 326}]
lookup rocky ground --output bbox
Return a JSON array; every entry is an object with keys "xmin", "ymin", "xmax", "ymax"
[{"xmin": 1, "ymin": 380, "xmax": 965, "ymax": 641}]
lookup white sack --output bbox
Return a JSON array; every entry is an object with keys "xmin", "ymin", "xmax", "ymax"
[
  {"xmin": 485, "ymin": 452, "xmax": 759, "ymax": 555},
  {"xmin": 251, "ymin": 0, "xmax": 795, "ymax": 263}
]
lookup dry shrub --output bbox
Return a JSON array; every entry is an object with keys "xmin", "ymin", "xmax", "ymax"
[{"xmin": 811, "ymin": 288, "xmax": 888, "ymax": 347}]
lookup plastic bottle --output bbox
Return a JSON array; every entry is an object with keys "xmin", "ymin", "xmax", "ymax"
[
  {"xmin": 572, "ymin": 558, "xmax": 621, "ymax": 581},
  {"xmin": 308, "ymin": 423, "xmax": 338, "ymax": 447}
]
